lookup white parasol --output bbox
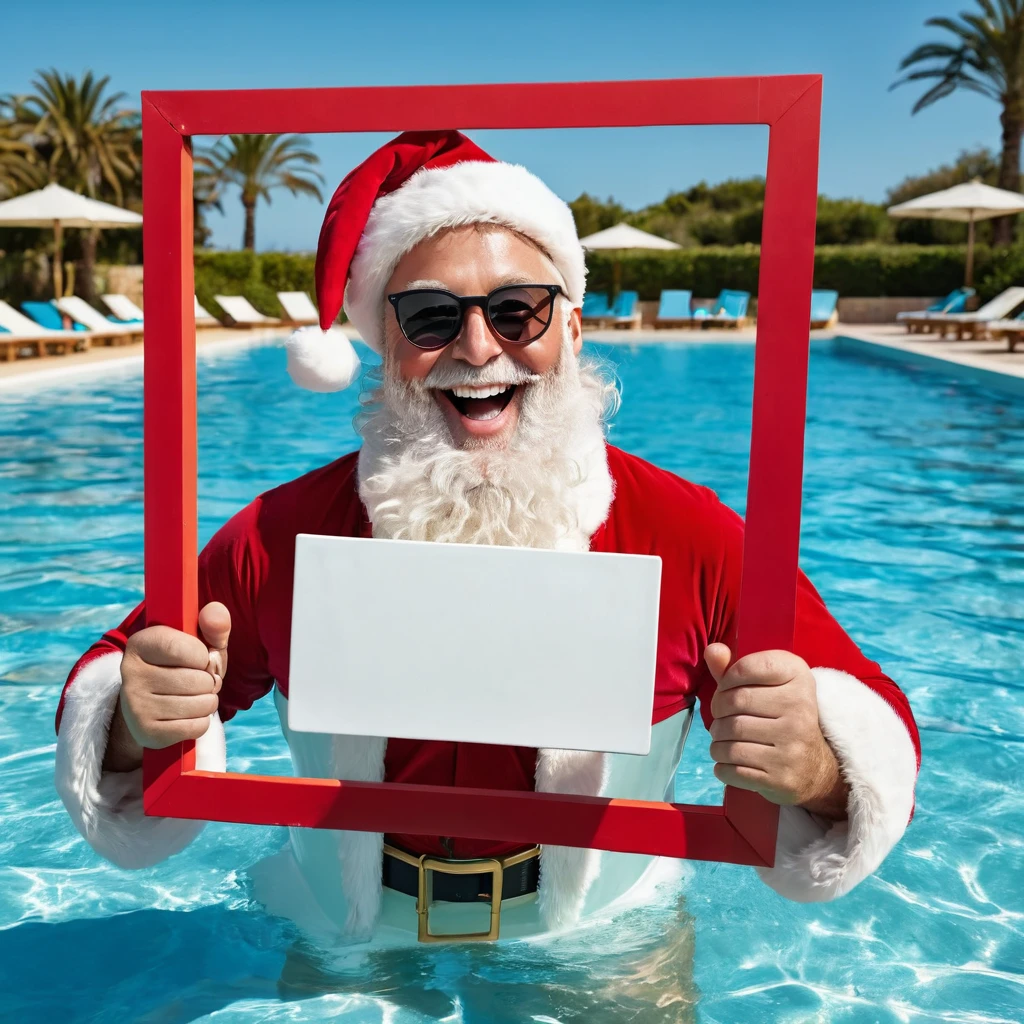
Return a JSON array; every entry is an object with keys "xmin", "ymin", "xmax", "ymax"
[
  {"xmin": 887, "ymin": 179, "xmax": 1024, "ymax": 286},
  {"xmin": 578, "ymin": 222, "xmax": 680, "ymax": 296},
  {"xmin": 0, "ymin": 183, "xmax": 142, "ymax": 297}
]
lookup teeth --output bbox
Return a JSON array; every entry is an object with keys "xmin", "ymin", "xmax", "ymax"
[{"xmin": 450, "ymin": 384, "xmax": 511, "ymax": 399}]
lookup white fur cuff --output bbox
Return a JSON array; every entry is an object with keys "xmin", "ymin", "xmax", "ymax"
[
  {"xmin": 756, "ymin": 667, "xmax": 918, "ymax": 902},
  {"xmin": 54, "ymin": 650, "xmax": 227, "ymax": 869}
]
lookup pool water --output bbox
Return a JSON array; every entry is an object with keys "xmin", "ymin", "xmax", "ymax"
[{"xmin": 1, "ymin": 339, "xmax": 1022, "ymax": 1023}]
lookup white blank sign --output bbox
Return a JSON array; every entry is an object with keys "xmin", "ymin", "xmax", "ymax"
[{"xmin": 287, "ymin": 534, "xmax": 662, "ymax": 755}]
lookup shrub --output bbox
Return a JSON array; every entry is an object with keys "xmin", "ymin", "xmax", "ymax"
[
  {"xmin": 585, "ymin": 244, "xmax": 981, "ymax": 299},
  {"xmin": 193, "ymin": 250, "xmax": 316, "ymax": 320}
]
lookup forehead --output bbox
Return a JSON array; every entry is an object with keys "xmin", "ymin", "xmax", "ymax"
[{"xmin": 387, "ymin": 224, "xmax": 561, "ymax": 293}]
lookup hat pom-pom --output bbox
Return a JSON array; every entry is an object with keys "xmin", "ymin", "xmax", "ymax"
[{"xmin": 285, "ymin": 325, "xmax": 361, "ymax": 392}]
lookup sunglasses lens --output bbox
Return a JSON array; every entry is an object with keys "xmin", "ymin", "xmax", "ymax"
[
  {"xmin": 487, "ymin": 287, "xmax": 555, "ymax": 342},
  {"xmin": 395, "ymin": 291, "xmax": 461, "ymax": 349}
]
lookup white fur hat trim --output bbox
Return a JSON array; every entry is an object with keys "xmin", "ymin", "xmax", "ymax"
[
  {"xmin": 285, "ymin": 325, "xmax": 362, "ymax": 393},
  {"xmin": 342, "ymin": 160, "xmax": 586, "ymax": 354}
]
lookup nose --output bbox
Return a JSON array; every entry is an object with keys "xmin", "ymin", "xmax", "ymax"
[{"xmin": 449, "ymin": 306, "xmax": 503, "ymax": 366}]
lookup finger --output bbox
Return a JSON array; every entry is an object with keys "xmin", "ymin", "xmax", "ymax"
[
  {"xmin": 148, "ymin": 667, "xmax": 220, "ymax": 697},
  {"xmin": 131, "ymin": 627, "xmax": 211, "ymax": 670},
  {"xmin": 710, "ymin": 684, "xmax": 780, "ymax": 721},
  {"xmin": 709, "ymin": 714, "xmax": 777, "ymax": 745},
  {"xmin": 716, "ymin": 650, "xmax": 801, "ymax": 691},
  {"xmin": 713, "ymin": 762, "xmax": 769, "ymax": 791},
  {"xmin": 703, "ymin": 643, "xmax": 732, "ymax": 685},
  {"xmin": 709, "ymin": 740, "xmax": 774, "ymax": 769},
  {"xmin": 199, "ymin": 602, "xmax": 231, "ymax": 680},
  {"xmin": 146, "ymin": 716, "xmax": 213, "ymax": 746},
  {"xmin": 150, "ymin": 693, "xmax": 219, "ymax": 722},
  {"xmin": 199, "ymin": 602, "xmax": 231, "ymax": 652}
]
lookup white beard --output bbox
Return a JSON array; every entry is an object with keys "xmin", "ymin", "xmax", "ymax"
[{"xmin": 356, "ymin": 337, "xmax": 618, "ymax": 551}]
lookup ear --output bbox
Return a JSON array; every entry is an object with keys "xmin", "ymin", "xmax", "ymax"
[{"xmin": 569, "ymin": 305, "xmax": 583, "ymax": 356}]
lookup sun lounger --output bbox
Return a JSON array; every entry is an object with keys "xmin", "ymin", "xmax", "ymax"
[
  {"xmin": 214, "ymin": 294, "xmax": 284, "ymax": 328},
  {"xmin": 194, "ymin": 296, "xmax": 220, "ymax": 327},
  {"xmin": 581, "ymin": 291, "xmax": 613, "ymax": 325},
  {"xmin": 919, "ymin": 286, "xmax": 1024, "ymax": 340},
  {"xmin": 897, "ymin": 287, "xmax": 975, "ymax": 333},
  {"xmin": 655, "ymin": 289, "xmax": 693, "ymax": 328},
  {"xmin": 101, "ymin": 293, "xmax": 145, "ymax": 323},
  {"xmin": 692, "ymin": 289, "xmax": 751, "ymax": 328},
  {"xmin": 0, "ymin": 300, "xmax": 85, "ymax": 359},
  {"xmin": 810, "ymin": 290, "xmax": 839, "ymax": 329},
  {"xmin": 277, "ymin": 291, "xmax": 320, "ymax": 326},
  {"xmin": 608, "ymin": 290, "xmax": 641, "ymax": 329},
  {"xmin": 54, "ymin": 296, "xmax": 142, "ymax": 344},
  {"xmin": 984, "ymin": 308, "xmax": 1024, "ymax": 352}
]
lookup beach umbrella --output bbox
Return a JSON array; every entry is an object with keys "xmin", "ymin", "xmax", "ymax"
[
  {"xmin": 579, "ymin": 222, "xmax": 680, "ymax": 296},
  {"xmin": 887, "ymin": 179, "xmax": 1024, "ymax": 287},
  {"xmin": 0, "ymin": 183, "xmax": 142, "ymax": 298}
]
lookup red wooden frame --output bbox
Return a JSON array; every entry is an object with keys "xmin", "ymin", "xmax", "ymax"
[{"xmin": 141, "ymin": 75, "xmax": 822, "ymax": 868}]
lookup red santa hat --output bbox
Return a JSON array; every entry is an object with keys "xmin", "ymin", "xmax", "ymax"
[{"xmin": 286, "ymin": 130, "xmax": 587, "ymax": 392}]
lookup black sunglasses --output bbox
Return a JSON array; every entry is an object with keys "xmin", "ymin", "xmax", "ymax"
[{"xmin": 387, "ymin": 284, "xmax": 564, "ymax": 350}]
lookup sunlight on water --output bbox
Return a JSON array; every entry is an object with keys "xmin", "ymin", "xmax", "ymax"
[{"xmin": 0, "ymin": 338, "xmax": 1021, "ymax": 1022}]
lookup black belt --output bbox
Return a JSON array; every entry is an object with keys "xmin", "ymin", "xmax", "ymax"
[{"xmin": 383, "ymin": 844, "xmax": 540, "ymax": 903}]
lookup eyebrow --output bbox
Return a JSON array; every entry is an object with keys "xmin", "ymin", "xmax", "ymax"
[{"xmin": 399, "ymin": 273, "xmax": 560, "ymax": 293}]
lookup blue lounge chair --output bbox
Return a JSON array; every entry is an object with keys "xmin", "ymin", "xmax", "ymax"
[
  {"xmin": 21, "ymin": 300, "xmax": 86, "ymax": 332},
  {"xmin": 692, "ymin": 289, "xmax": 751, "ymax": 327},
  {"xmin": 655, "ymin": 290, "xmax": 693, "ymax": 327},
  {"xmin": 609, "ymin": 289, "xmax": 641, "ymax": 328},
  {"xmin": 810, "ymin": 289, "xmax": 839, "ymax": 329},
  {"xmin": 896, "ymin": 287, "xmax": 975, "ymax": 333},
  {"xmin": 581, "ymin": 292, "xmax": 612, "ymax": 321}
]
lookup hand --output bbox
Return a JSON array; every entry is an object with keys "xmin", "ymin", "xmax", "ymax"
[
  {"xmin": 704, "ymin": 644, "xmax": 849, "ymax": 818},
  {"xmin": 106, "ymin": 602, "xmax": 230, "ymax": 769}
]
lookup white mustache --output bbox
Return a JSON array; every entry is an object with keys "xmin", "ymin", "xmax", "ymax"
[{"xmin": 421, "ymin": 355, "xmax": 542, "ymax": 392}]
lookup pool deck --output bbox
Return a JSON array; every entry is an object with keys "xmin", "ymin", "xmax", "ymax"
[
  {"xmin": 1, "ymin": 322, "xmax": 1022, "ymax": 395},
  {"xmin": 0, "ymin": 327, "xmax": 284, "ymax": 390}
]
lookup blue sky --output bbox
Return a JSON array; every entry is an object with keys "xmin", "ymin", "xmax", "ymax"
[{"xmin": 2, "ymin": 0, "xmax": 1004, "ymax": 251}]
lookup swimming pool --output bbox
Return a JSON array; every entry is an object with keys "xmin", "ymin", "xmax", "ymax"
[{"xmin": 0, "ymin": 339, "xmax": 1021, "ymax": 1022}]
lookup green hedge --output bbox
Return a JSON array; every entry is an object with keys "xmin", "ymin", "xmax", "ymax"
[
  {"xmin": 194, "ymin": 251, "xmax": 317, "ymax": 321},
  {"xmin": 193, "ymin": 244, "xmax": 1012, "ymax": 315},
  {"xmin": 586, "ymin": 244, "xmax": 998, "ymax": 300}
]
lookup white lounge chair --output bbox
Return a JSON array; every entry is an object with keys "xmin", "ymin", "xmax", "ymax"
[
  {"xmin": 55, "ymin": 296, "xmax": 141, "ymax": 345},
  {"xmin": 277, "ymin": 291, "xmax": 320, "ymax": 325},
  {"xmin": 101, "ymin": 293, "xmax": 145, "ymax": 323},
  {"xmin": 195, "ymin": 295, "xmax": 220, "ymax": 327},
  {"xmin": 214, "ymin": 294, "xmax": 283, "ymax": 328},
  {"xmin": 0, "ymin": 299, "xmax": 84, "ymax": 359},
  {"xmin": 923, "ymin": 286, "xmax": 1024, "ymax": 340}
]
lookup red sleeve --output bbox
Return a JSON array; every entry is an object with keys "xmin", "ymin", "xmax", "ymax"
[
  {"xmin": 55, "ymin": 498, "xmax": 274, "ymax": 732},
  {"xmin": 694, "ymin": 496, "xmax": 922, "ymax": 772}
]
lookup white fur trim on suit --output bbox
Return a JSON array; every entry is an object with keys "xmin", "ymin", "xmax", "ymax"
[
  {"xmin": 344, "ymin": 160, "xmax": 587, "ymax": 354},
  {"xmin": 328, "ymin": 733, "xmax": 389, "ymax": 939},
  {"xmin": 285, "ymin": 325, "xmax": 361, "ymax": 393},
  {"xmin": 757, "ymin": 667, "xmax": 918, "ymax": 901},
  {"xmin": 54, "ymin": 650, "xmax": 226, "ymax": 869},
  {"xmin": 535, "ymin": 748, "xmax": 609, "ymax": 929}
]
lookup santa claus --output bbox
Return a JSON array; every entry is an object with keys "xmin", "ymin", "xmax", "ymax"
[{"xmin": 54, "ymin": 130, "xmax": 920, "ymax": 946}]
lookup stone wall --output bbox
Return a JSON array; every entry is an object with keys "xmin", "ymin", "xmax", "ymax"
[{"xmin": 102, "ymin": 264, "xmax": 144, "ymax": 307}]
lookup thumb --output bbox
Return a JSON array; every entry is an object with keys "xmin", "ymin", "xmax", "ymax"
[
  {"xmin": 198, "ymin": 601, "xmax": 231, "ymax": 684},
  {"xmin": 704, "ymin": 642, "xmax": 733, "ymax": 686}
]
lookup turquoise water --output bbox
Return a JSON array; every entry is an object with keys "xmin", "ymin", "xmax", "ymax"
[{"xmin": 1, "ymin": 338, "xmax": 1022, "ymax": 1023}]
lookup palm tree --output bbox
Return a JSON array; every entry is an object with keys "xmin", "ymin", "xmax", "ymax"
[
  {"xmin": 0, "ymin": 97, "xmax": 47, "ymax": 199},
  {"xmin": 892, "ymin": 0, "xmax": 1024, "ymax": 245},
  {"xmin": 197, "ymin": 134, "xmax": 324, "ymax": 250},
  {"xmin": 6, "ymin": 70, "xmax": 140, "ymax": 295}
]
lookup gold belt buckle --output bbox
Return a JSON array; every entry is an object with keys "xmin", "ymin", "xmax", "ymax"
[{"xmin": 385, "ymin": 844, "xmax": 539, "ymax": 943}]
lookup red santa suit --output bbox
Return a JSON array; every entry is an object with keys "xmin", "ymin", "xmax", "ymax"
[{"xmin": 52, "ymin": 130, "xmax": 921, "ymax": 944}]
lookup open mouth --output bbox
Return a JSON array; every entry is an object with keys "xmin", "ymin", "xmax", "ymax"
[{"xmin": 439, "ymin": 384, "xmax": 518, "ymax": 422}]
